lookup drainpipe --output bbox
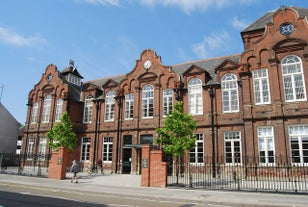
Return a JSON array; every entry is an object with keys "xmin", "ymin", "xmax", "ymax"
[
  {"xmin": 114, "ymin": 95, "xmax": 123, "ymax": 173},
  {"xmin": 209, "ymin": 86, "xmax": 216, "ymax": 178}
]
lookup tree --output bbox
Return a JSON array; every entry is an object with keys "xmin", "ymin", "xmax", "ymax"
[
  {"xmin": 155, "ymin": 101, "xmax": 197, "ymax": 183},
  {"xmin": 46, "ymin": 112, "xmax": 77, "ymax": 152}
]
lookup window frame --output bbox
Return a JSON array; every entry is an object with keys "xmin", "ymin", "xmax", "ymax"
[
  {"xmin": 257, "ymin": 126, "xmax": 275, "ymax": 165},
  {"xmin": 104, "ymin": 91, "xmax": 115, "ymax": 122},
  {"xmin": 103, "ymin": 136, "xmax": 113, "ymax": 163},
  {"xmin": 142, "ymin": 84, "xmax": 154, "ymax": 118},
  {"xmin": 83, "ymin": 95, "xmax": 93, "ymax": 123},
  {"xmin": 163, "ymin": 89, "xmax": 173, "ymax": 117},
  {"xmin": 188, "ymin": 78, "xmax": 203, "ymax": 115},
  {"xmin": 252, "ymin": 68, "xmax": 271, "ymax": 105},
  {"xmin": 281, "ymin": 55, "xmax": 306, "ymax": 102},
  {"xmin": 288, "ymin": 125, "xmax": 308, "ymax": 166},
  {"xmin": 190, "ymin": 133, "xmax": 204, "ymax": 164},
  {"xmin": 124, "ymin": 93, "xmax": 134, "ymax": 120},
  {"xmin": 221, "ymin": 73, "xmax": 239, "ymax": 113},
  {"xmin": 41, "ymin": 94, "xmax": 52, "ymax": 123},
  {"xmin": 80, "ymin": 138, "xmax": 91, "ymax": 162},
  {"xmin": 224, "ymin": 131, "xmax": 241, "ymax": 165}
]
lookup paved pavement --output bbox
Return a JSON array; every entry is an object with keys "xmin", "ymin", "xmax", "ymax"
[{"xmin": 0, "ymin": 172, "xmax": 308, "ymax": 207}]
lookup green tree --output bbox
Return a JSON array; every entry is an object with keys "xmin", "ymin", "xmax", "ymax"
[
  {"xmin": 155, "ymin": 101, "xmax": 197, "ymax": 183},
  {"xmin": 46, "ymin": 112, "xmax": 77, "ymax": 152}
]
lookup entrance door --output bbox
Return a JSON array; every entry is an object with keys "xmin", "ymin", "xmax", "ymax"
[{"xmin": 122, "ymin": 148, "xmax": 132, "ymax": 174}]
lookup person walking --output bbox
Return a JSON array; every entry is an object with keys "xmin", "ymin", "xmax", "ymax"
[
  {"xmin": 70, "ymin": 160, "xmax": 79, "ymax": 183},
  {"xmin": 97, "ymin": 159, "xmax": 104, "ymax": 175}
]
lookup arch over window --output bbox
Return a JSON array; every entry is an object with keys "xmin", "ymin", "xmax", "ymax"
[
  {"xmin": 281, "ymin": 55, "xmax": 306, "ymax": 102},
  {"xmin": 142, "ymin": 84, "xmax": 154, "ymax": 118},
  {"xmin": 105, "ymin": 91, "xmax": 115, "ymax": 121},
  {"xmin": 221, "ymin": 73, "xmax": 239, "ymax": 113},
  {"xmin": 188, "ymin": 78, "xmax": 203, "ymax": 115}
]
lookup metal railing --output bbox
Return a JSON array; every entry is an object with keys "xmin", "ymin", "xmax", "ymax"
[
  {"xmin": 165, "ymin": 156, "xmax": 308, "ymax": 193},
  {"xmin": 0, "ymin": 153, "xmax": 52, "ymax": 177}
]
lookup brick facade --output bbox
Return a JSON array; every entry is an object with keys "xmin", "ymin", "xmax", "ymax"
[{"xmin": 23, "ymin": 6, "xmax": 308, "ymax": 176}]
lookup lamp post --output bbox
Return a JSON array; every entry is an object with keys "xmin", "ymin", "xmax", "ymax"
[
  {"xmin": 209, "ymin": 86, "xmax": 216, "ymax": 178},
  {"xmin": 114, "ymin": 95, "xmax": 124, "ymax": 173}
]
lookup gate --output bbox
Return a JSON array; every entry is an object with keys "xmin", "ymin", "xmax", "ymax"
[
  {"xmin": 0, "ymin": 153, "xmax": 52, "ymax": 177},
  {"xmin": 166, "ymin": 156, "xmax": 308, "ymax": 193}
]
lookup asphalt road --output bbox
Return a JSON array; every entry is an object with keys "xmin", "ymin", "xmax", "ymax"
[{"xmin": 0, "ymin": 183, "xmax": 279, "ymax": 207}]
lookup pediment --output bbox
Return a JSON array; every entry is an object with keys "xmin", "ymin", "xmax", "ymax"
[
  {"xmin": 138, "ymin": 72, "xmax": 158, "ymax": 82},
  {"xmin": 102, "ymin": 79, "xmax": 119, "ymax": 88},
  {"xmin": 215, "ymin": 59, "xmax": 240, "ymax": 73},
  {"xmin": 182, "ymin": 65, "xmax": 205, "ymax": 76},
  {"xmin": 83, "ymin": 82, "xmax": 100, "ymax": 91},
  {"xmin": 273, "ymin": 38, "xmax": 307, "ymax": 53}
]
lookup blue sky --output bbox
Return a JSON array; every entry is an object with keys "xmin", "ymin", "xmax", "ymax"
[{"xmin": 1, "ymin": 0, "xmax": 307, "ymax": 124}]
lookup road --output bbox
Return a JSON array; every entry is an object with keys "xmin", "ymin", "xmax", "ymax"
[{"xmin": 0, "ymin": 182, "xmax": 278, "ymax": 207}]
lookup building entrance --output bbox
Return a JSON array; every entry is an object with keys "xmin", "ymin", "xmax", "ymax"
[{"xmin": 122, "ymin": 148, "xmax": 131, "ymax": 174}]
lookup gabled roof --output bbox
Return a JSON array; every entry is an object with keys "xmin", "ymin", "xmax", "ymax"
[
  {"xmin": 242, "ymin": 6, "xmax": 308, "ymax": 33},
  {"xmin": 86, "ymin": 74, "xmax": 127, "ymax": 89}
]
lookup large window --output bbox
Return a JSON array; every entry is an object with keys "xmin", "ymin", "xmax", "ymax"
[
  {"xmin": 142, "ymin": 84, "xmax": 154, "ymax": 118},
  {"xmin": 258, "ymin": 127, "xmax": 275, "ymax": 164},
  {"xmin": 31, "ymin": 102, "xmax": 39, "ymax": 123},
  {"xmin": 105, "ymin": 91, "xmax": 115, "ymax": 121},
  {"xmin": 83, "ymin": 95, "xmax": 93, "ymax": 123},
  {"xmin": 190, "ymin": 133, "xmax": 204, "ymax": 164},
  {"xmin": 282, "ymin": 55, "xmax": 306, "ymax": 102},
  {"xmin": 224, "ymin": 131, "xmax": 241, "ymax": 164},
  {"xmin": 253, "ymin": 69, "xmax": 271, "ymax": 105},
  {"xmin": 289, "ymin": 125, "xmax": 308, "ymax": 165},
  {"xmin": 55, "ymin": 98, "xmax": 63, "ymax": 122},
  {"xmin": 26, "ymin": 137, "xmax": 35, "ymax": 160},
  {"xmin": 124, "ymin": 94, "xmax": 134, "ymax": 120},
  {"xmin": 41, "ymin": 94, "xmax": 52, "ymax": 123},
  {"xmin": 163, "ymin": 89, "xmax": 173, "ymax": 116},
  {"xmin": 81, "ymin": 138, "xmax": 91, "ymax": 162},
  {"xmin": 103, "ymin": 137, "xmax": 113, "ymax": 162},
  {"xmin": 222, "ymin": 73, "xmax": 239, "ymax": 113},
  {"xmin": 188, "ymin": 78, "xmax": 203, "ymax": 115},
  {"xmin": 38, "ymin": 137, "xmax": 47, "ymax": 160}
]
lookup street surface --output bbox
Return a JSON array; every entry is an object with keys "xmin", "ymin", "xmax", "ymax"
[{"xmin": 0, "ymin": 174, "xmax": 307, "ymax": 207}]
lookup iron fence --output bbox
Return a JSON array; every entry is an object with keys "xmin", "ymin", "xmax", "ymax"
[
  {"xmin": 0, "ymin": 153, "xmax": 52, "ymax": 177},
  {"xmin": 165, "ymin": 156, "xmax": 308, "ymax": 193}
]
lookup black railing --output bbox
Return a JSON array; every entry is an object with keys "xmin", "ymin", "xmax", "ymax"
[
  {"xmin": 165, "ymin": 156, "xmax": 308, "ymax": 193},
  {"xmin": 0, "ymin": 153, "xmax": 52, "ymax": 177}
]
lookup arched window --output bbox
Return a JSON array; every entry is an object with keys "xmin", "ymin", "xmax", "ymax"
[
  {"xmin": 281, "ymin": 55, "xmax": 306, "ymax": 102},
  {"xmin": 142, "ymin": 84, "xmax": 154, "ymax": 118},
  {"xmin": 221, "ymin": 73, "xmax": 239, "ymax": 113},
  {"xmin": 83, "ymin": 94, "xmax": 93, "ymax": 123},
  {"xmin": 104, "ymin": 91, "xmax": 115, "ymax": 121},
  {"xmin": 188, "ymin": 78, "xmax": 203, "ymax": 115},
  {"xmin": 41, "ymin": 94, "xmax": 52, "ymax": 123}
]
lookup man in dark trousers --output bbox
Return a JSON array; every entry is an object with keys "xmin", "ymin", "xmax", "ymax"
[{"xmin": 70, "ymin": 160, "xmax": 79, "ymax": 183}]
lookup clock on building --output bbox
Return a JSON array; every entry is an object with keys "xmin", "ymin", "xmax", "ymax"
[{"xmin": 280, "ymin": 23, "xmax": 294, "ymax": 36}]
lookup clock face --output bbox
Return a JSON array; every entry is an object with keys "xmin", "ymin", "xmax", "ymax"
[
  {"xmin": 144, "ymin": 60, "xmax": 151, "ymax": 69},
  {"xmin": 280, "ymin": 23, "xmax": 294, "ymax": 36}
]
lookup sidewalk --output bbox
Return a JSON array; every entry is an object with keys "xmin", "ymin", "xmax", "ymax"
[{"xmin": 1, "ymin": 173, "xmax": 308, "ymax": 207}]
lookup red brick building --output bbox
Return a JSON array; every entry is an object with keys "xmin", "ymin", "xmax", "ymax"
[{"xmin": 23, "ymin": 6, "xmax": 308, "ymax": 174}]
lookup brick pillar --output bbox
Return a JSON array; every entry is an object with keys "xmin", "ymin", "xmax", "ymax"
[
  {"xmin": 149, "ymin": 150, "xmax": 167, "ymax": 187},
  {"xmin": 141, "ymin": 145, "xmax": 150, "ymax": 187},
  {"xmin": 141, "ymin": 145, "xmax": 167, "ymax": 187},
  {"xmin": 48, "ymin": 147, "xmax": 69, "ymax": 180}
]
